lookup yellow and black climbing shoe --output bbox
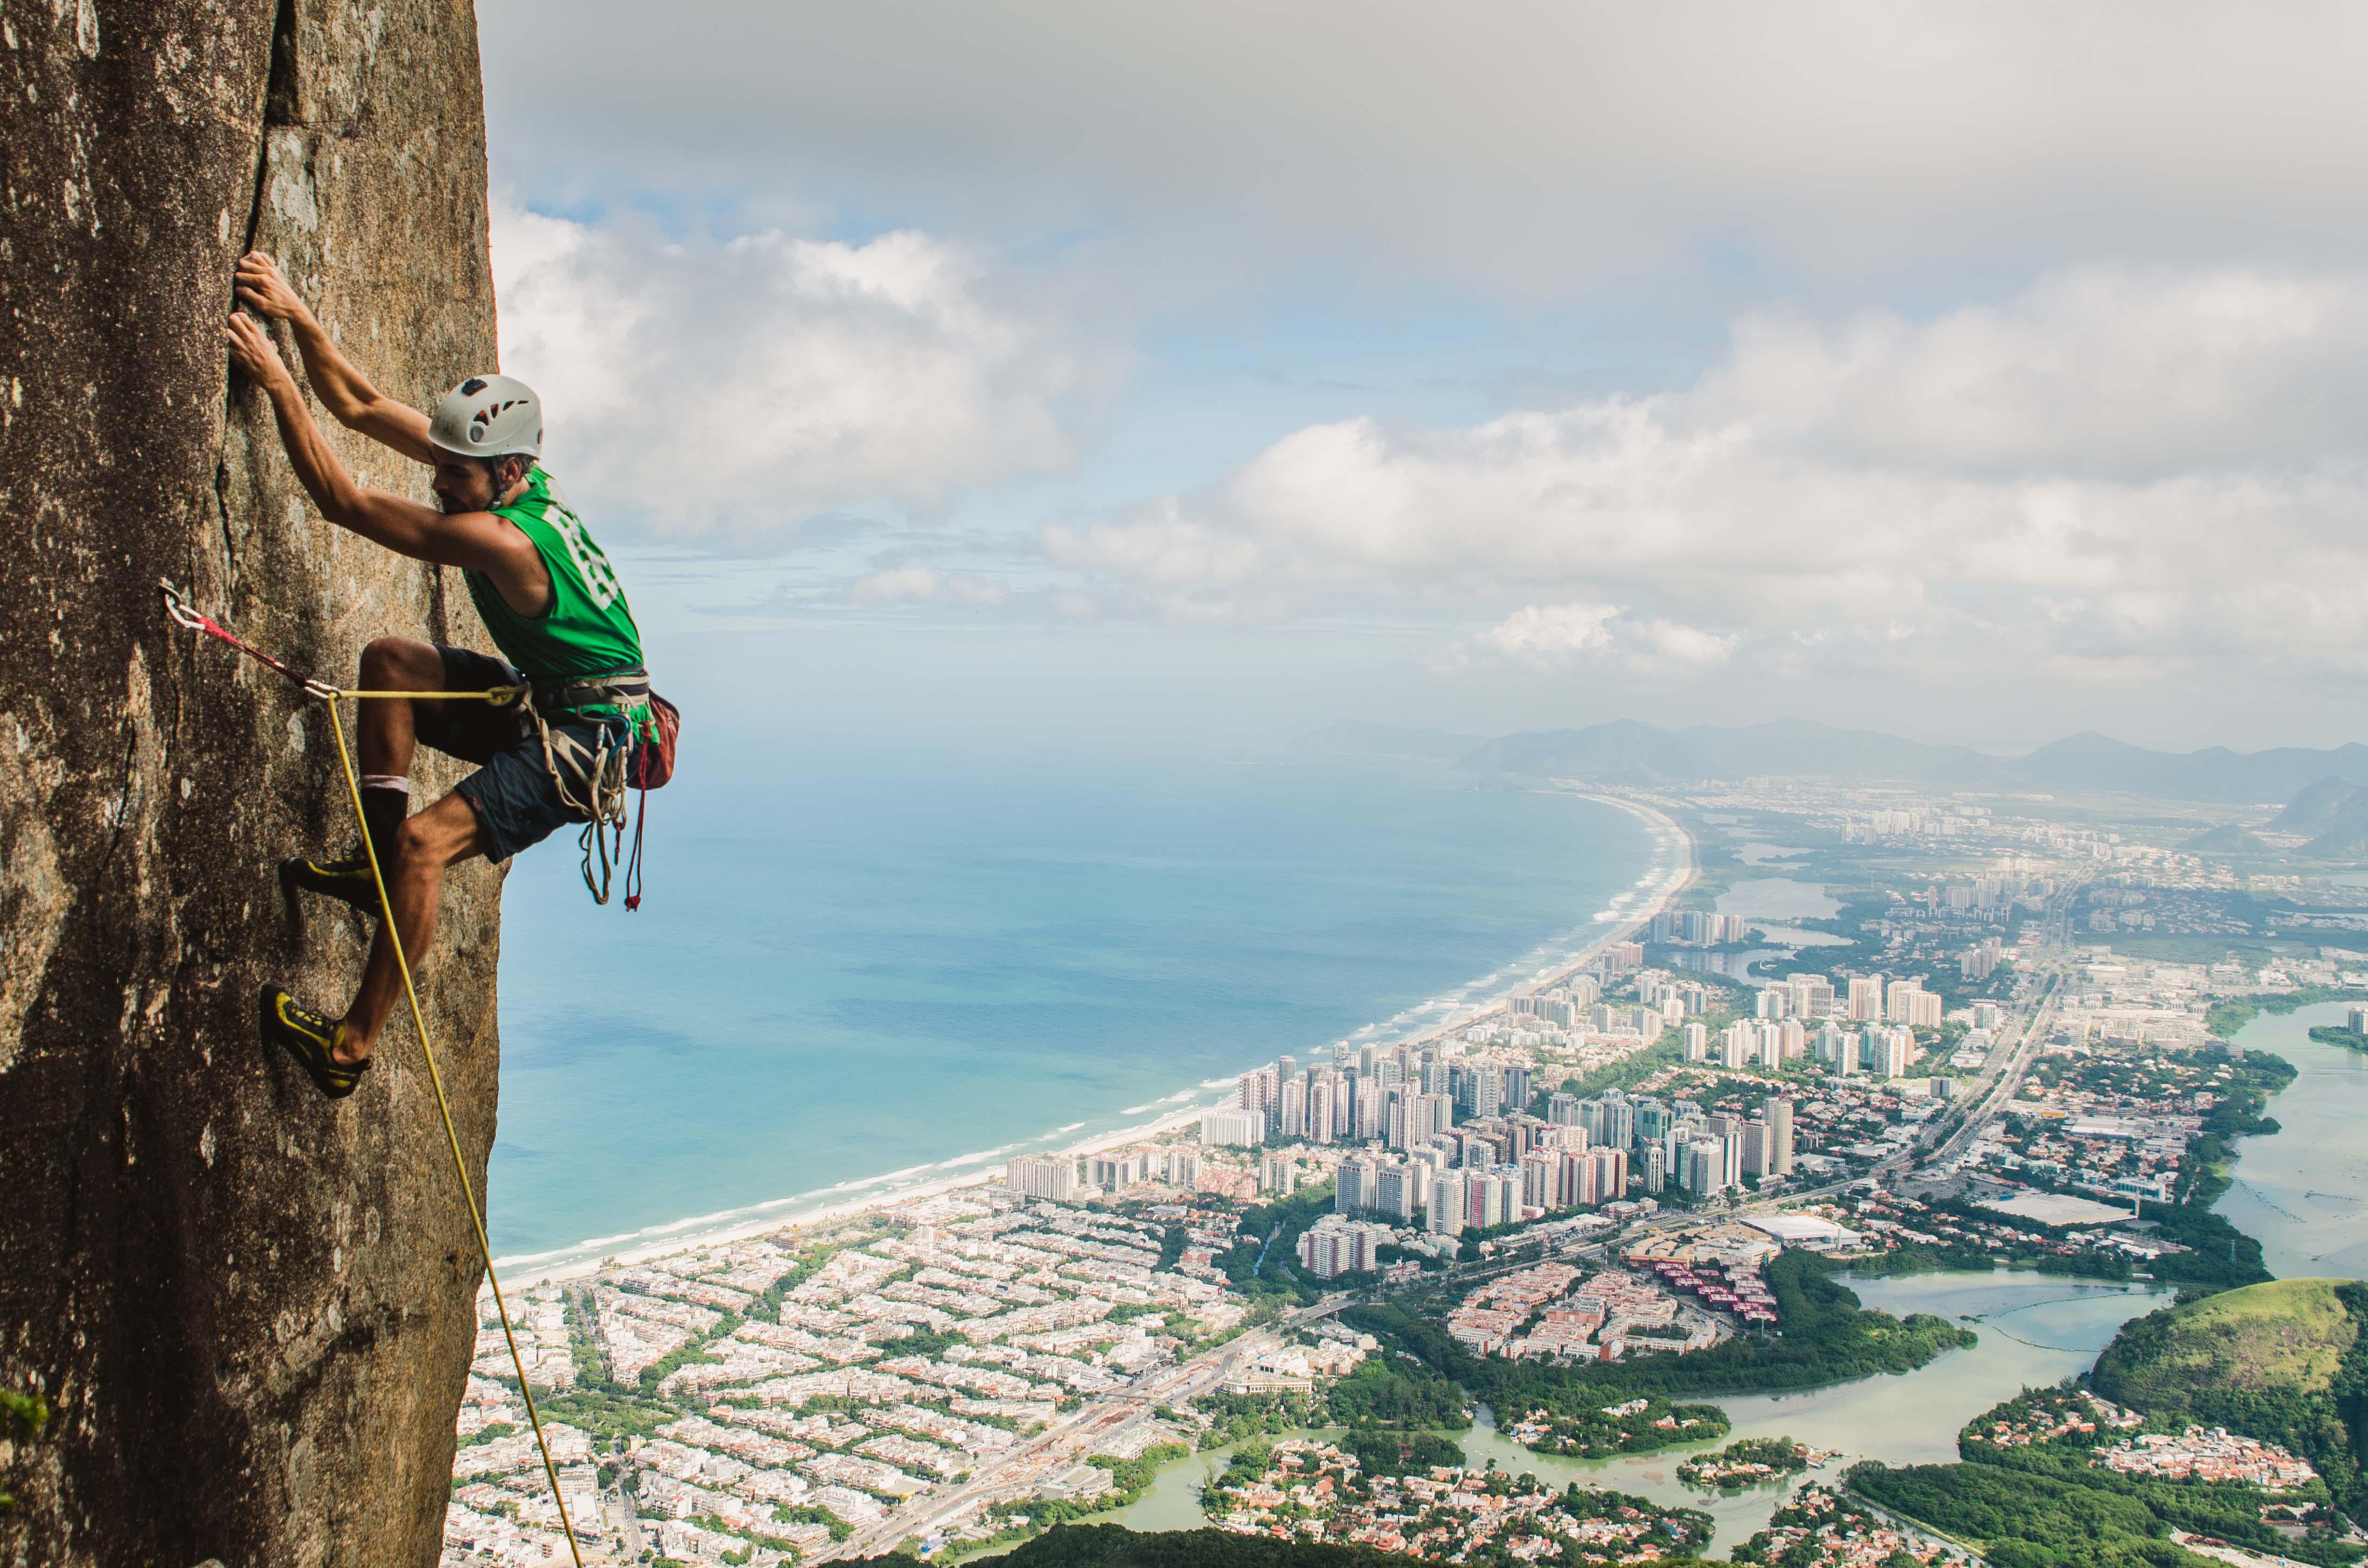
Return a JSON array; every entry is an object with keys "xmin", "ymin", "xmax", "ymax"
[
  {"xmin": 280, "ymin": 850, "xmax": 384, "ymax": 920},
  {"xmin": 259, "ymin": 986, "xmax": 370, "ymax": 1101}
]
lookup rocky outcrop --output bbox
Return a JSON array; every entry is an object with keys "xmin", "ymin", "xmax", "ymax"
[{"xmin": 1, "ymin": 4, "xmax": 505, "ymax": 1565}]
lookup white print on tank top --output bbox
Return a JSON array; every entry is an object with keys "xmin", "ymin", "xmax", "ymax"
[{"xmin": 541, "ymin": 476, "xmax": 622, "ymax": 611}]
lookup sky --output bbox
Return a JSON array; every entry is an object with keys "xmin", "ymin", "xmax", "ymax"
[{"xmin": 475, "ymin": 2, "xmax": 2368, "ymax": 756}]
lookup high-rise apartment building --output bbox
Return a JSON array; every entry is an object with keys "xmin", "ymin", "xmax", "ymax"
[
  {"xmin": 1471, "ymin": 1067, "xmax": 1502, "ymax": 1121},
  {"xmin": 1847, "ymin": 975, "xmax": 1884, "ymax": 1022},
  {"xmin": 1426, "ymin": 1169, "xmax": 1468, "ymax": 1235},
  {"xmin": 1707, "ymin": 1113, "xmax": 1745, "ymax": 1184},
  {"xmin": 1685, "ymin": 1138, "xmax": 1724, "ymax": 1195},
  {"xmin": 1592, "ymin": 1146, "xmax": 1628, "ymax": 1202},
  {"xmin": 1278, "ymin": 1076, "xmax": 1307, "ymax": 1140},
  {"xmin": 1335, "ymin": 1154, "xmax": 1376, "ymax": 1214},
  {"xmin": 1634, "ymin": 1096, "xmax": 1671, "ymax": 1147},
  {"xmin": 1521, "ymin": 1148, "xmax": 1559, "ymax": 1212},
  {"xmin": 1886, "ymin": 980, "xmax": 1941, "ymax": 1028},
  {"xmin": 1306, "ymin": 1077, "xmax": 1336, "ymax": 1145},
  {"xmin": 1765, "ymin": 1095, "xmax": 1794, "ymax": 1177},
  {"xmin": 1741, "ymin": 1120, "xmax": 1770, "ymax": 1179},
  {"xmin": 1005, "ymin": 1154, "xmax": 1077, "ymax": 1202},
  {"xmin": 1200, "ymin": 1106, "xmax": 1264, "ymax": 1148},
  {"xmin": 1090, "ymin": 1150, "xmax": 1151, "ymax": 1190},
  {"xmin": 1296, "ymin": 1217, "xmax": 1384, "ymax": 1279}
]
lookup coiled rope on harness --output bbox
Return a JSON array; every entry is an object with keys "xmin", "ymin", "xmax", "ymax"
[{"xmin": 159, "ymin": 583, "xmax": 588, "ymax": 1568}]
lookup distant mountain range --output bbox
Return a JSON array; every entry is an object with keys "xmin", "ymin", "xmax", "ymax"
[
  {"xmin": 2269, "ymin": 778, "xmax": 2368, "ymax": 856},
  {"xmin": 1294, "ymin": 717, "xmax": 2368, "ymax": 804}
]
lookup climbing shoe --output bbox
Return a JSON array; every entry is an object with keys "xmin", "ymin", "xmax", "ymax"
[
  {"xmin": 260, "ymin": 986, "xmax": 370, "ymax": 1101},
  {"xmin": 280, "ymin": 849, "xmax": 385, "ymax": 920}
]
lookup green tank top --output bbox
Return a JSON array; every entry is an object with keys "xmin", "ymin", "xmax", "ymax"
[{"xmin": 468, "ymin": 467, "xmax": 645, "ymax": 720}]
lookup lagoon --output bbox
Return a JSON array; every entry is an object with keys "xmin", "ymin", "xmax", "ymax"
[
  {"xmin": 2216, "ymin": 1001, "xmax": 2368, "ymax": 1281},
  {"xmin": 1717, "ymin": 877, "xmax": 1841, "ymax": 924},
  {"xmin": 1098, "ymin": 1271, "xmax": 2167, "ymax": 1559}
]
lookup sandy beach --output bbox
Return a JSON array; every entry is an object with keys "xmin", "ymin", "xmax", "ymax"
[{"xmin": 498, "ymin": 788, "xmax": 1696, "ymax": 1288}]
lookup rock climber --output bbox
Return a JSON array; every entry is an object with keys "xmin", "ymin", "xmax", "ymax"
[{"xmin": 225, "ymin": 251, "xmax": 651, "ymax": 1101}]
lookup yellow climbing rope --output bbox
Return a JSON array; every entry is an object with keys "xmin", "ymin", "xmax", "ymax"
[
  {"xmin": 159, "ymin": 584, "xmax": 585, "ymax": 1566},
  {"xmin": 324, "ymin": 698, "xmax": 587, "ymax": 1568}
]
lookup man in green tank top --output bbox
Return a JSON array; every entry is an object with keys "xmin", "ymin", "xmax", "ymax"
[{"xmin": 225, "ymin": 252, "xmax": 650, "ymax": 1101}]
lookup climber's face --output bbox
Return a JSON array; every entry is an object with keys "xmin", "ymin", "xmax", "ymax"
[{"xmin": 431, "ymin": 453, "xmax": 530, "ymax": 515}]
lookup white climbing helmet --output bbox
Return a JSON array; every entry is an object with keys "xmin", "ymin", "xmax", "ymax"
[{"xmin": 428, "ymin": 373, "xmax": 542, "ymax": 460}]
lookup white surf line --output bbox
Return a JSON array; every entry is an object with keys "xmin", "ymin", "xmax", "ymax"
[{"xmin": 496, "ymin": 1101, "xmax": 1215, "ymax": 1288}]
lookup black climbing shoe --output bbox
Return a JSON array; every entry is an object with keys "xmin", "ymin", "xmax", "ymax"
[
  {"xmin": 280, "ymin": 849, "xmax": 385, "ymax": 920},
  {"xmin": 260, "ymin": 986, "xmax": 370, "ymax": 1101}
]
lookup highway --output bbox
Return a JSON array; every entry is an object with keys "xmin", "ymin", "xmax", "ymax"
[{"xmin": 1900, "ymin": 880, "xmax": 2083, "ymax": 1191}]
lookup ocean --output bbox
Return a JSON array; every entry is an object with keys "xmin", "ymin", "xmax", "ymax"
[{"xmin": 484, "ymin": 734, "xmax": 1658, "ymax": 1266}]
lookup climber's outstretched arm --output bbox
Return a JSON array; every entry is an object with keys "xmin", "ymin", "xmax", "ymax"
[
  {"xmin": 232, "ymin": 251, "xmax": 436, "ymax": 465},
  {"xmin": 224, "ymin": 315, "xmax": 543, "ymax": 599}
]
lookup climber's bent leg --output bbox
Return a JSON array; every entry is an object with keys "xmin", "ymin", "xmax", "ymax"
[
  {"xmin": 335, "ymin": 791, "xmax": 487, "ymax": 1062},
  {"xmin": 355, "ymin": 634, "xmax": 445, "ymax": 782},
  {"xmin": 281, "ymin": 641, "xmax": 524, "ymax": 919}
]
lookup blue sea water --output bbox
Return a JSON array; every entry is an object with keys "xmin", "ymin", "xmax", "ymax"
[{"xmin": 485, "ymin": 733, "xmax": 1657, "ymax": 1264}]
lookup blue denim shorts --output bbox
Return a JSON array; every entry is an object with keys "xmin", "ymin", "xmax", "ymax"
[{"xmin": 422, "ymin": 644, "xmax": 619, "ymax": 862}]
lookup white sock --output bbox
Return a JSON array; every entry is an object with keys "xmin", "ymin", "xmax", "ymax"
[{"xmin": 360, "ymin": 776, "xmax": 411, "ymax": 794}]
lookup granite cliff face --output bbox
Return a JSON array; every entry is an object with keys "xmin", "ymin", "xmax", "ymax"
[{"xmin": 2, "ymin": 4, "xmax": 506, "ymax": 1564}]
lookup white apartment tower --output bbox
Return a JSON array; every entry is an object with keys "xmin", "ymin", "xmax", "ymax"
[
  {"xmin": 1278, "ymin": 1075, "xmax": 1308, "ymax": 1140},
  {"xmin": 1765, "ymin": 1095, "xmax": 1794, "ymax": 1177},
  {"xmin": 1004, "ymin": 1154, "xmax": 1077, "ymax": 1202},
  {"xmin": 1847, "ymin": 975, "xmax": 1884, "ymax": 1021}
]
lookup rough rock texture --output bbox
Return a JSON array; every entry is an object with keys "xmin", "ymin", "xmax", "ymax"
[{"xmin": 1, "ymin": 4, "xmax": 505, "ymax": 1565}]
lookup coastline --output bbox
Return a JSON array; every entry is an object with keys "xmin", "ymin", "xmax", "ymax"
[{"xmin": 498, "ymin": 787, "xmax": 1697, "ymax": 1288}]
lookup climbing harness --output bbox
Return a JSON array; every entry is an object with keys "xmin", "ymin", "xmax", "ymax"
[
  {"xmin": 162, "ymin": 581, "xmax": 671, "ymax": 909},
  {"xmin": 524, "ymin": 668, "xmax": 650, "ymax": 908},
  {"xmin": 160, "ymin": 581, "xmax": 588, "ymax": 1568}
]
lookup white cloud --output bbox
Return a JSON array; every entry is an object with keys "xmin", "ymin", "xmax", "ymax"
[
  {"xmin": 1040, "ymin": 502, "xmax": 1261, "ymax": 586},
  {"xmin": 1689, "ymin": 268, "xmax": 2368, "ymax": 476},
  {"xmin": 492, "ymin": 202, "xmax": 1112, "ymax": 543},
  {"xmin": 1478, "ymin": 603, "xmax": 1618, "ymax": 661},
  {"xmin": 1624, "ymin": 618, "xmax": 1741, "ymax": 670},
  {"xmin": 1038, "ymin": 265, "xmax": 2368, "ymax": 683},
  {"xmin": 846, "ymin": 566, "xmax": 1008, "ymax": 606},
  {"xmin": 1478, "ymin": 604, "xmax": 1737, "ymax": 674}
]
